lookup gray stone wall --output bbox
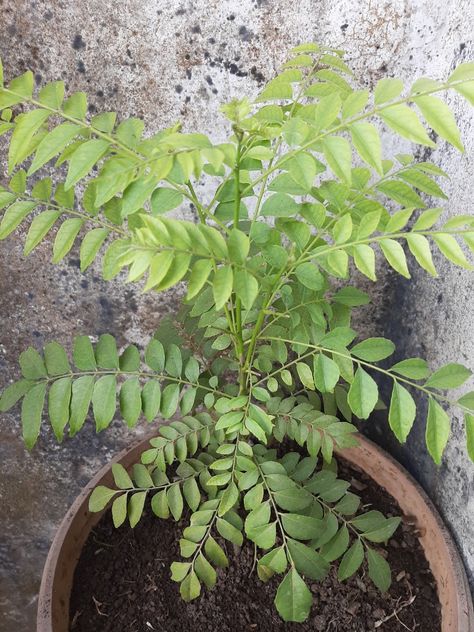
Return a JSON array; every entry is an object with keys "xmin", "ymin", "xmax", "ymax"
[{"xmin": 0, "ymin": 1, "xmax": 473, "ymax": 629}]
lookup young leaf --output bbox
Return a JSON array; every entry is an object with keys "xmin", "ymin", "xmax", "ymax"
[{"xmin": 65, "ymin": 139, "xmax": 110, "ymax": 190}]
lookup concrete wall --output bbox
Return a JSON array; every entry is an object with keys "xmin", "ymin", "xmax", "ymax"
[{"xmin": 0, "ymin": 1, "xmax": 473, "ymax": 629}]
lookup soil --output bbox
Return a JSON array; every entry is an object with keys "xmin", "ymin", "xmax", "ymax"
[{"xmin": 69, "ymin": 459, "xmax": 442, "ymax": 632}]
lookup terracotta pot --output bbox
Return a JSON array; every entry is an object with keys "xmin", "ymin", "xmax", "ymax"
[{"xmin": 37, "ymin": 433, "xmax": 474, "ymax": 632}]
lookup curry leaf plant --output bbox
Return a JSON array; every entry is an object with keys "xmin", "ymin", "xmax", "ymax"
[{"xmin": 1, "ymin": 43, "xmax": 474, "ymax": 622}]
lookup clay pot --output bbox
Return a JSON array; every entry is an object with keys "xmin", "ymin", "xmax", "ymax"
[{"xmin": 37, "ymin": 434, "xmax": 474, "ymax": 632}]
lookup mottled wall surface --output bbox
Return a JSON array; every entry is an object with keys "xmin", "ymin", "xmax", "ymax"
[{"xmin": 0, "ymin": 1, "xmax": 473, "ymax": 629}]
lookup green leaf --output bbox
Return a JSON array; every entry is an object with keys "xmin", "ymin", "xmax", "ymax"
[
  {"xmin": 167, "ymin": 483, "xmax": 184, "ymax": 520},
  {"xmin": 261, "ymin": 193, "xmax": 300, "ymax": 217},
  {"xmin": 425, "ymin": 398, "xmax": 450, "ymax": 464},
  {"xmin": 73, "ymin": 335, "xmax": 96, "ymax": 370},
  {"xmin": 88, "ymin": 485, "xmax": 117, "ymax": 512},
  {"xmin": 389, "ymin": 382, "xmax": 416, "ymax": 443},
  {"xmin": 165, "ymin": 344, "xmax": 183, "ymax": 378},
  {"xmin": 288, "ymin": 152, "xmax": 317, "ymax": 191},
  {"xmin": 112, "ymin": 463, "xmax": 133, "ymax": 489},
  {"xmin": 212, "ymin": 265, "xmax": 233, "ymax": 310},
  {"xmin": 374, "ymin": 78, "xmax": 404, "ymax": 104},
  {"xmin": 145, "ymin": 338, "xmax": 165, "ymax": 372},
  {"xmin": 44, "ymin": 341, "xmax": 70, "ymax": 376},
  {"xmin": 79, "ymin": 228, "xmax": 109, "ymax": 271},
  {"xmin": 234, "ymin": 269, "xmax": 259, "ymax": 310},
  {"xmin": 353, "ymin": 244, "xmax": 376, "ymax": 281},
  {"xmin": 350, "ymin": 122, "xmax": 383, "ymax": 174},
  {"xmin": 121, "ymin": 177, "xmax": 156, "ymax": 216},
  {"xmin": 380, "ymin": 104, "xmax": 435, "ymax": 147},
  {"xmin": 294, "ymin": 263, "xmax": 324, "ymax": 291},
  {"xmin": 296, "ymin": 362, "xmax": 315, "ymax": 391},
  {"xmin": 19, "ymin": 347, "xmax": 47, "ymax": 379},
  {"xmin": 433, "ymin": 234, "xmax": 472, "ymax": 269},
  {"xmin": 8, "ymin": 109, "xmax": 51, "ymax": 172},
  {"xmin": 195, "ymin": 553, "xmax": 217, "ymax": 588},
  {"xmin": 228, "ymin": 228, "xmax": 250, "ymax": 264},
  {"xmin": 320, "ymin": 525, "xmax": 350, "ymax": 562},
  {"xmin": 216, "ymin": 517, "xmax": 243, "ymax": 546},
  {"xmin": 0, "ymin": 201, "xmax": 37, "ymax": 239},
  {"xmin": 350, "ymin": 338, "xmax": 395, "ymax": 362},
  {"xmin": 28, "ymin": 123, "xmax": 80, "ymax": 174},
  {"xmin": 465, "ymin": 413, "xmax": 474, "ymax": 462},
  {"xmin": 92, "ymin": 375, "xmax": 116, "ymax": 431},
  {"xmin": 406, "ymin": 234, "xmax": 437, "ymax": 276},
  {"xmin": 274, "ymin": 568, "xmax": 312, "ymax": 623},
  {"xmin": 0, "ymin": 378, "xmax": 32, "ymax": 412},
  {"xmin": 128, "ymin": 491, "xmax": 146, "ymax": 527},
  {"xmin": 120, "ymin": 378, "xmax": 142, "ymax": 427},
  {"xmin": 321, "ymin": 136, "xmax": 352, "ymax": 185},
  {"xmin": 218, "ymin": 481, "xmax": 239, "ymax": 516},
  {"xmin": 96, "ymin": 333, "xmax": 119, "ymax": 369},
  {"xmin": 52, "ymin": 218, "xmax": 83, "ymax": 263},
  {"xmin": 281, "ymin": 513, "xmax": 323, "ymax": 540},
  {"xmin": 367, "ymin": 548, "xmax": 391, "ymax": 592},
  {"xmin": 258, "ymin": 546, "xmax": 288, "ymax": 576},
  {"xmin": 186, "ymin": 259, "xmax": 213, "ymax": 300},
  {"xmin": 21, "ymin": 382, "xmax": 46, "ymax": 449},
  {"xmin": 313, "ymin": 354, "xmax": 340, "ymax": 393},
  {"xmin": 180, "ymin": 570, "xmax": 201, "ymax": 602},
  {"xmin": 425, "ymin": 363, "xmax": 472, "ymax": 389},
  {"xmin": 111, "ymin": 494, "xmax": 127, "ymax": 527},
  {"xmin": 24, "ymin": 211, "xmax": 61, "ymax": 256},
  {"xmin": 70, "ymin": 375, "xmax": 94, "ymax": 435},
  {"xmin": 379, "ymin": 239, "xmax": 411, "ymax": 278},
  {"xmin": 287, "ymin": 539, "xmax": 329, "ymax": 580},
  {"xmin": 65, "ymin": 139, "xmax": 110, "ymax": 190},
  {"xmin": 347, "ymin": 367, "xmax": 379, "ymax": 420},
  {"xmin": 151, "ymin": 489, "xmax": 170, "ymax": 518},
  {"xmin": 183, "ymin": 477, "xmax": 201, "ymax": 511},
  {"xmin": 338, "ymin": 539, "xmax": 364, "ymax": 581},
  {"xmin": 390, "ymin": 358, "xmax": 429, "ymax": 380},
  {"xmin": 204, "ymin": 536, "xmax": 229, "ymax": 568},
  {"xmin": 333, "ymin": 214, "xmax": 353, "ymax": 244},
  {"xmin": 160, "ymin": 383, "xmax": 180, "ymax": 419},
  {"xmin": 414, "ymin": 95, "xmax": 463, "ymax": 151},
  {"xmin": 63, "ymin": 91, "xmax": 88, "ymax": 119},
  {"xmin": 48, "ymin": 376, "xmax": 72, "ymax": 441}
]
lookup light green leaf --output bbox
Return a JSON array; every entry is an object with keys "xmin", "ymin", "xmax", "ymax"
[
  {"xmin": 261, "ymin": 193, "xmax": 300, "ymax": 217},
  {"xmin": 89, "ymin": 485, "xmax": 117, "ymax": 512},
  {"xmin": 294, "ymin": 263, "xmax": 324, "ymax": 291},
  {"xmin": 19, "ymin": 347, "xmax": 47, "ymax": 379},
  {"xmin": 128, "ymin": 491, "xmax": 146, "ymax": 528},
  {"xmin": 69, "ymin": 375, "xmax": 94, "ymax": 435},
  {"xmin": 8, "ymin": 109, "xmax": 51, "ymax": 172},
  {"xmin": 379, "ymin": 239, "xmax": 411, "ymax": 278},
  {"xmin": 353, "ymin": 244, "xmax": 376, "ymax": 281},
  {"xmin": 380, "ymin": 104, "xmax": 435, "ymax": 147},
  {"xmin": 228, "ymin": 228, "xmax": 250, "ymax": 264},
  {"xmin": 52, "ymin": 218, "xmax": 83, "ymax": 263},
  {"xmin": 350, "ymin": 122, "xmax": 383, "ymax": 174},
  {"xmin": 79, "ymin": 228, "xmax": 109, "ymax": 271},
  {"xmin": 433, "ymin": 234, "xmax": 472, "ymax": 269},
  {"xmin": 465, "ymin": 413, "xmax": 474, "ymax": 462},
  {"xmin": 120, "ymin": 378, "xmax": 142, "ymax": 427},
  {"xmin": 425, "ymin": 398, "xmax": 450, "ymax": 464},
  {"xmin": 234, "ymin": 269, "xmax": 258, "ymax": 309},
  {"xmin": 96, "ymin": 334, "xmax": 119, "ymax": 369},
  {"xmin": 112, "ymin": 463, "xmax": 133, "ymax": 489},
  {"xmin": 28, "ymin": 123, "xmax": 80, "ymax": 174},
  {"xmin": 351, "ymin": 338, "xmax": 395, "ymax": 362},
  {"xmin": 406, "ymin": 234, "xmax": 437, "ymax": 276},
  {"xmin": 313, "ymin": 354, "xmax": 340, "ymax": 393},
  {"xmin": 296, "ymin": 362, "xmax": 315, "ymax": 391},
  {"xmin": 0, "ymin": 378, "xmax": 33, "ymax": 412},
  {"xmin": 389, "ymin": 382, "xmax": 416, "ymax": 443},
  {"xmin": 72, "ymin": 335, "xmax": 96, "ymax": 370},
  {"xmin": 390, "ymin": 358, "xmax": 430, "ymax": 380},
  {"xmin": 212, "ymin": 265, "xmax": 233, "ymax": 310},
  {"xmin": 180, "ymin": 570, "xmax": 201, "ymax": 602},
  {"xmin": 374, "ymin": 78, "xmax": 404, "ymax": 104},
  {"xmin": 333, "ymin": 214, "xmax": 353, "ymax": 244},
  {"xmin": 160, "ymin": 383, "xmax": 180, "ymax": 419},
  {"xmin": 65, "ymin": 139, "xmax": 110, "ymax": 190},
  {"xmin": 347, "ymin": 367, "xmax": 379, "ymax": 420},
  {"xmin": 321, "ymin": 136, "xmax": 352, "ymax": 185},
  {"xmin": 0, "ymin": 201, "xmax": 37, "ymax": 239},
  {"xmin": 24, "ymin": 211, "xmax": 61, "ymax": 256},
  {"xmin": 414, "ymin": 95, "xmax": 463, "ymax": 151},
  {"xmin": 425, "ymin": 363, "xmax": 472, "ymax": 389}
]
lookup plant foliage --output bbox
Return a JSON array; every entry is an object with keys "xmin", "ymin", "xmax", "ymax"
[{"xmin": 1, "ymin": 43, "xmax": 474, "ymax": 621}]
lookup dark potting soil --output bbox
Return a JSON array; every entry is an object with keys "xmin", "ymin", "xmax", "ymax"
[{"xmin": 69, "ymin": 459, "xmax": 441, "ymax": 632}]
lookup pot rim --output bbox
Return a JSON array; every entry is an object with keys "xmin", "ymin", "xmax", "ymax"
[{"xmin": 37, "ymin": 432, "xmax": 474, "ymax": 632}]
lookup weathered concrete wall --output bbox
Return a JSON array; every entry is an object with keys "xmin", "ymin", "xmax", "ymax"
[{"xmin": 0, "ymin": 1, "xmax": 473, "ymax": 629}]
